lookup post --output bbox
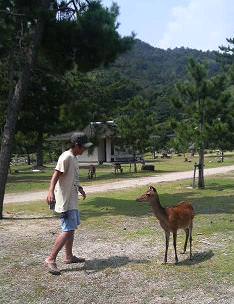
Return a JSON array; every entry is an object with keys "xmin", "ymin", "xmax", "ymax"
[{"xmin": 192, "ymin": 163, "xmax": 197, "ymax": 188}]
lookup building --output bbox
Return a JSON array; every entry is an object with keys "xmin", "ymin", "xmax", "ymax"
[{"xmin": 49, "ymin": 121, "xmax": 142, "ymax": 164}]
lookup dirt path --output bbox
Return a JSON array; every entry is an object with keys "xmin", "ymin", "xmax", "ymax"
[
  {"xmin": 4, "ymin": 165, "xmax": 234, "ymax": 204},
  {"xmin": 1, "ymin": 210, "xmax": 233, "ymax": 303}
]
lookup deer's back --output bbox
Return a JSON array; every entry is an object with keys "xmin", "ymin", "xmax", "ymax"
[{"xmin": 165, "ymin": 201, "xmax": 194, "ymax": 231}]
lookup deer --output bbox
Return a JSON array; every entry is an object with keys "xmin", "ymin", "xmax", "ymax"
[
  {"xmin": 88, "ymin": 165, "xmax": 96, "ymax": 179},
  {"xmin": 114, "ymin": 163, "xmax": 123, "ymax": 174},
  {"xmin": 136, "ymin": 186, "xmax": 195, "ymax": 264}
]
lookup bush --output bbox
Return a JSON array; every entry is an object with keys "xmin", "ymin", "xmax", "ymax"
[{"xmin": 141, "ymin": 164, "xmax": 155, "ymax": 171}]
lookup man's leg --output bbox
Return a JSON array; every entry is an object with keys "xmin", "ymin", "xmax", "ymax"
[
  {"xmin": 46, "ymin": 231, "xmax": 74, "ymax": 263},
  {"xmin": 63, "ymin": 230, "xmax": 85, "ymax": 264},
  {"xmin": 45, "ymin": 231, "xmax": 74, "ymax": 274},
  {"xmin": 64, "ymin": 230, "xmax": 75, "ymax": 261}
]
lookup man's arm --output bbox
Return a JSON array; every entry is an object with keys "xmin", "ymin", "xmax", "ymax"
[
  {"xmin": 75, "ymin": 160, "xmax": 86, "ymax": 200},
  {"xmin": 46, "ymin": 170, "xmax": 63, "ymax": 204},
  {"xmin": 78, "ymin": 186, "xmax": 86, "ymax": 200}
]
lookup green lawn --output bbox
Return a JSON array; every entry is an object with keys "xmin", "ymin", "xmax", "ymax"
[
  {"xmin": 2, "ymin": 174, "xmax": 234, "ymax": 303},
  {"xmin": 5, "ymin": 152, "xmax": 234, "ymax": 194},
  {"xmin": 5, "ymin": 173, "xmax": 234, "ymax": 222}
]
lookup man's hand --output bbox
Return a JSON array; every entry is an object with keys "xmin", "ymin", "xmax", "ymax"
[
  {"xmin": 79, "ymin": 186, "xmax": 86, "ymax": 200},
  {"xmin": 47, "ymin": 191, "xmax": 55, "ymax": 205},
  {"xmin": 46, "ymin": 170, "xmax": 62, "ymax": 205}
]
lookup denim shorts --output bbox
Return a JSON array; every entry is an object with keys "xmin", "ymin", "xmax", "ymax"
[{"xmin": 60, "ymin": 209, "xmax": 80, "ymax": 232}]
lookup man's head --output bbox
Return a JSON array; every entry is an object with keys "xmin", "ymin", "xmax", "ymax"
[{"xmin": 70, "ymin": 132, "xmax": 93, "ymax": 156}]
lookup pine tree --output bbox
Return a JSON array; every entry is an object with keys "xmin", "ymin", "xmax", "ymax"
[
  {"xmin": 172, "ymin": 58, "xmax": 232, "ymax": 188},
  {"xmin": 0, "ymin": 0, "xmax": 133, "ymax": 219},
  {"xmin": 115, "ymin": 96, "xmax": 155, "ymax": 173}
]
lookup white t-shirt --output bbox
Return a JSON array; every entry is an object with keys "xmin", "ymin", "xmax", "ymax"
[{"xmin": 54, "ymin": 150, "xmax": 80, "ymax": 213}]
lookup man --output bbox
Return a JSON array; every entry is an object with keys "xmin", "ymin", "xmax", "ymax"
[{"xmin": 45, "ymin": 132, "xmax": 92, "ymax": 275}]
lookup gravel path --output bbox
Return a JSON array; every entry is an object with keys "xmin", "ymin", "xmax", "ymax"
[{"xmin": 4, "ymin": 165, "xmax": 234, "ymax": 204}]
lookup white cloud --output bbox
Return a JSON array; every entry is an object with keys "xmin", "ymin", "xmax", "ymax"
[{"xmin": 158, "ymin": 0, "xmax": 234, "ymax": 50}]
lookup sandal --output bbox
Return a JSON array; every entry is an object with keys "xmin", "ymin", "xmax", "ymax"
[
  {"xmin": 44, "ymin": 259, "xmax": 61, "ymax": 275},
  {"xmin": 64, "ymin": 255, "xmax": 85, "ymax": 264}
]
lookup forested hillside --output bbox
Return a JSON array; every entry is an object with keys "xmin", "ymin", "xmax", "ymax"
[
  {"xmin": 95, "ymin": 39, "xmax": 221, "ymax": 122},
  {"xmin": 108, "ymin": 39, "xmax": 220, "ymax": 93}
]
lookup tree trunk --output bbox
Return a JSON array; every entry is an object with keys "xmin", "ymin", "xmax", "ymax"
[
  {"xmin": 198, "ymin": 148, "xmax": 205, "ymax": 189},
  {"xmin": 197, "ymin": 97, "xmax": 205, "ymax": 189},
  {"xmin": 27, "ymin": 154, "xmax": 31, "ymax": 166},
  {"xmin": 221, "ymin": 151, "xmax": 224, "ymax": 162},
  {"xmin": 0, "ymin": 4, "xmax": 48, "ymax": 219},
  {"xmin": 25, "ymin": 148, "xmax": 31, "ymax": 166},
  {"xmin": 133, "ymin": 152, "xmax": 137, "ymax": 173},
  {"xmin": 134, "ymin": 161, "xmax": 137, "ymax": 173},
  {"xmin": 36, "ymin": 133, "xmax": 44, "ymax": 167}
]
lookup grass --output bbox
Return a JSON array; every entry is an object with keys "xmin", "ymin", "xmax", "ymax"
[
  {"xmin": 5, "ymin": 152, "xmax": 234, "ymax": 194},
  {"xmin": 5, "ymin": 173, "xmax": 234, "ymax": 219},
  {"xmin": 1, "ymin": 173, "xmax": 234, "ymax": 303}
]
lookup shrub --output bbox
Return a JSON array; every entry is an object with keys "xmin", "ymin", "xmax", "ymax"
[{"xmin": 141, "ymin": 164, "xmax": 155, "ymax": 171}]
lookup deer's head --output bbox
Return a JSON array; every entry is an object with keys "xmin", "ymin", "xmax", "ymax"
[{"xmin": 136, "ymin": 186, "xmax": 157, "ymax": 203}]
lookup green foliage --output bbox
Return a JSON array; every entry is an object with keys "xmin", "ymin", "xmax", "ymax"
[
  {"xmin": 172, "ymin": 58, "xmax": 234, "ymax": 152},
  {"xmin": 150, "ymin": 120, "xmax": 174, "ymax": 152},
  {"xmin": 59, "ymin": 69, "xmax": 140, "ymax": 130},
  {"xmin": 41, "ymin": 1, "xmax": 134, "ymax": 73},
  {"xmin": 13, "ymin": 59, "xmax": 72, "ymax": 156},
  {"xmin": 17, "ymin": 61, "xmax": 70, "ymax": 133},
  {"xmin": 109, "ymin": 40, "xmax": 220, "ymax": 93},
  {"xmin": 171, "ymin": 121, "xmax": 194, "ymax": 153},
  {"xmin": 0, "ymin": 0, "xmax": 134, "ymax": 162},
  {"xmin": 115, "ymin": 96, "xmax": 156, "ymax": 155},
  {"xmin": 94, "ymin": 40, "xmax": 221, "ymax": 130},
  {"xmin": 218, "ymin": 37, "xmax": 234, "ymax": 65}
]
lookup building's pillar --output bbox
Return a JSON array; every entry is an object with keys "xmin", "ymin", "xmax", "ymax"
[{"xmin": 106, "ymin": 137, "xmax": 112, "ymax": 163}]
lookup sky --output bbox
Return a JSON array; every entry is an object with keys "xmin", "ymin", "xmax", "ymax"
[{"xmin": 101, "ymin": 0, "xmax": 234, "ymax": 51}]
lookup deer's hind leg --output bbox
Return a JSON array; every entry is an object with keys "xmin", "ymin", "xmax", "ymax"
[
  {"xmin": 182, "ymin": 228, "xmax": 189, "ymax": 254},
  {"xmin": 189, "ymin": 223, "xmax": 193, "ymax": 260}
]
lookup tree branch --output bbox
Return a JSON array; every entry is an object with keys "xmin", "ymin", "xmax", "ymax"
[{"xmin": 0, "ymin": 9, "xmax": 26, "ymax": 17}]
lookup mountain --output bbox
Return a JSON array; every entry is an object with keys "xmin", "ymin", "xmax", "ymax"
[
  {"xmin": 93, "ymin": 39, "xmax": 221, "ymax": 122},
  {"xmin": 108, "ymin": 39, "xmax": 221, "ymax": 95}
]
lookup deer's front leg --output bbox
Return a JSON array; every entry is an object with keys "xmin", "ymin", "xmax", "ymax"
[
  {"xmin": 164, "ymin": 231, "xmax": 170, "ymax": 264},
  {"xmin": 173, "ymin": 231, "xmax": 178, "ymax": 264}
]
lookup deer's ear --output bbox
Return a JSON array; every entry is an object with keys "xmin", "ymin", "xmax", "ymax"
[{"xmin": 149, "ymin": 186, "xmax": 156, "ymax": 192}]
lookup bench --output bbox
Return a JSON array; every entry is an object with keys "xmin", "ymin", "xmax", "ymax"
[
  {"xmin": 113, "ymin": 157, "xmax": 145, "ymax": 173},
  {"xmin": 114, "ymin": 157, "xmax": 145, "ymax": 164},
  {"xmin": 113, "ymin": 163, "xmax": 123, "ymax": 174},
  {"xmin": 161, "ymin": 153, "xmax": 172, "ymax": 159}
]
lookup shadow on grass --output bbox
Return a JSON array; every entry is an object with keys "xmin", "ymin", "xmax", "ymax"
[
  {"xmin": 7, "ymin": 168, "xmax": 177, "ymax": 185},
  {"xmin": 176, "ymin": 250, "xmax": 214, "ymax": 266},
  {"xmin": 80, "ymin": 172, "xmax": 160, "ymax": 183},
  {"xmin": 2, "ymin": 215, "xmax": 57, "ymax": 221},
  {"xmin": 7, "ymin": 174, "xmax": 51, "ymax": 183},
  {"xmin": 159, "ymin": 193, "xmax": 234, "ymax": 215},
  {"xmin": 61, "ymin": 256, "xmax": 149, "ymax": 273},
  {"xmin": 80, "ymin": 191, "xmax": 234, "ymax": 221},
  {"xmin": 200, "ymin": 182, "xmax": 234, "ymax": 191},
  {"xmin": 4, "ymin": 181, "xmax": 234, "ymax": 220}
]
